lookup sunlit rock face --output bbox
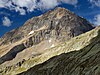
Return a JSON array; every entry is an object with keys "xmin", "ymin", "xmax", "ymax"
[{"xmin": 0, "ymin": 7, "xmax": 95, "ymax": 75}]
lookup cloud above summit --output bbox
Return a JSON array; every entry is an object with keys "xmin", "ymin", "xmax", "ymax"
[
  {"xmin": 0, "ymin": 0, "xmax": 78, "ymax": 15},
  {"xmin": 93, "ymin": 14, "xmax": 100, "ymax": 26},
  {"xmin": 2, "ymin": 16, "xmax": 12, "ymax": 27},
  {"xmin": 89, "ymin": 0, "xmax": 100, "ymax": 7}
]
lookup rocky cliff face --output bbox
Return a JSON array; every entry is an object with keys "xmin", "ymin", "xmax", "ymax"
[{"xmin": 0, "ymin": 7, "xmax": 96, "ymax": 75}]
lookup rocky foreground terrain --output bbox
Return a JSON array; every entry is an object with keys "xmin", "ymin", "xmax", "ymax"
[{"xmin": 0, "ymin": 7, "xmax": 99, "ymax": 75}]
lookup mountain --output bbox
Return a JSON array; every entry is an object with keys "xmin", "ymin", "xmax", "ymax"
[
  {"xmin": 0, "ymin": 7, "xmax": 96, "ymax": 75},
  {"xmin": 0, "ymin": 7, "xmax": 93, "ymax": 46}
]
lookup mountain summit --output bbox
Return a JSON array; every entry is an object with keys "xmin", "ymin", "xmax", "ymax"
[
  {"xmin": 0, "ymin": 7, "xmax": 93, "ymax": 46},
  {"xmin": 0, "ymin": 7, "xmax": 96, "ymax": 75}
]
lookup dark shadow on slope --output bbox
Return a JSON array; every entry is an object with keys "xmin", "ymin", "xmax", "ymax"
[{"xmin": 0, "ymin": 43, "xmax": 26, "ymax": 65}]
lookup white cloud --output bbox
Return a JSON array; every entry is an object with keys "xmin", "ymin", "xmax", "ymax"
[
  {"xmin": 94, "ymin": 14, "xmax": 100, "ymax": 26},
  {"xmin": 2, "ymin": 17, "xmax": 12, "ymax": 27},
  {"xmin": 0, "ymin": 0, "xmax": 78, "ymax": 15},
  {"xmin": 89, "ymin": 0, "xmax": 100, "ymax": 7},
  {"xmin": 15, "ymin": 6, "xmax": 26, "ymax": 15},
  {"xmin": 0, "ymin": 0, "xmax": 12, "ymax": 8},
  {"xmin": 12, "ymin": 0, "xmax": 37, "ymax": 12},
  {"xmin": 61, "ymin": 0, "xmax": 78, "ymax": 5},
  {"xmin": 0, "ymin": 12, "xmax": 10, "ymax": 16},
  {"xmin": 37, "ymin": 0, "xmax": 59, "ymax": 10}
]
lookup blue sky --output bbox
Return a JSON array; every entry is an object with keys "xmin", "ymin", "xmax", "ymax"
[{"xmin": 0, "ymin": 0, "xmax": 100, "ymax": 37}]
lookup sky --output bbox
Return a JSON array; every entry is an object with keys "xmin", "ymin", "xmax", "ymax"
[{"xmin": 0, "ymin": 0, "xmax": 100, "ymax": 37}]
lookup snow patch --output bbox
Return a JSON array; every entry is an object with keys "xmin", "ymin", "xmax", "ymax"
[
  {"xmin": 55, "ymin": 21, "xmax": 58, "ymax": 25},
  {"xmin": 29, "ymin": 31, "xmax": 34, "ymax": 35},
  {"xmin": 51, "ymin": 44, "xmax": 55, "ymax": 48},
  {"xmin": 49, "ymin": 39, "xmax": 52, "ymax": 43},
  {"xmin": 69, "ymin": 16, "xmax": 72, "ymax": 19}
]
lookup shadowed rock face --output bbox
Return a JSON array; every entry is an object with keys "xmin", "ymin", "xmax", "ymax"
[
  {"xmin": 0, "ymin": 7, "xmax": 96, "ymax": 75},
  {"xmin": 0, "ymin": 44, "xmax": 26, "ymax": 64}
]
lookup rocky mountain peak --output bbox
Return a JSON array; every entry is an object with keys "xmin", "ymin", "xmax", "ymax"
[
  {"xmin": 0, "ymin": 7, "xmax": 94, "ymax": 46},
  {"xmin": 0, "ymin": 7, "xmax": 95, "ymax": 73}
]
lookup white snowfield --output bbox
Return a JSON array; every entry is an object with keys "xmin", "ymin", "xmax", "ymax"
[
  {"xmin": 28, "ymin": 31, "xmax": 34, "ymax": 35},
  {"xmin": 28, "ymin": 25, "xmax": 48, "ymax": 35},
  {"xmin": 49, "ymin": 39, "xmax": 52, "ymax": 43},
  {"xmin": 55, "ymin": 21, "xmax": 58, "ymax": 25},
  {"xmin": 51, "ymin": 44, "xmax": 55, "ymax": 48}
]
